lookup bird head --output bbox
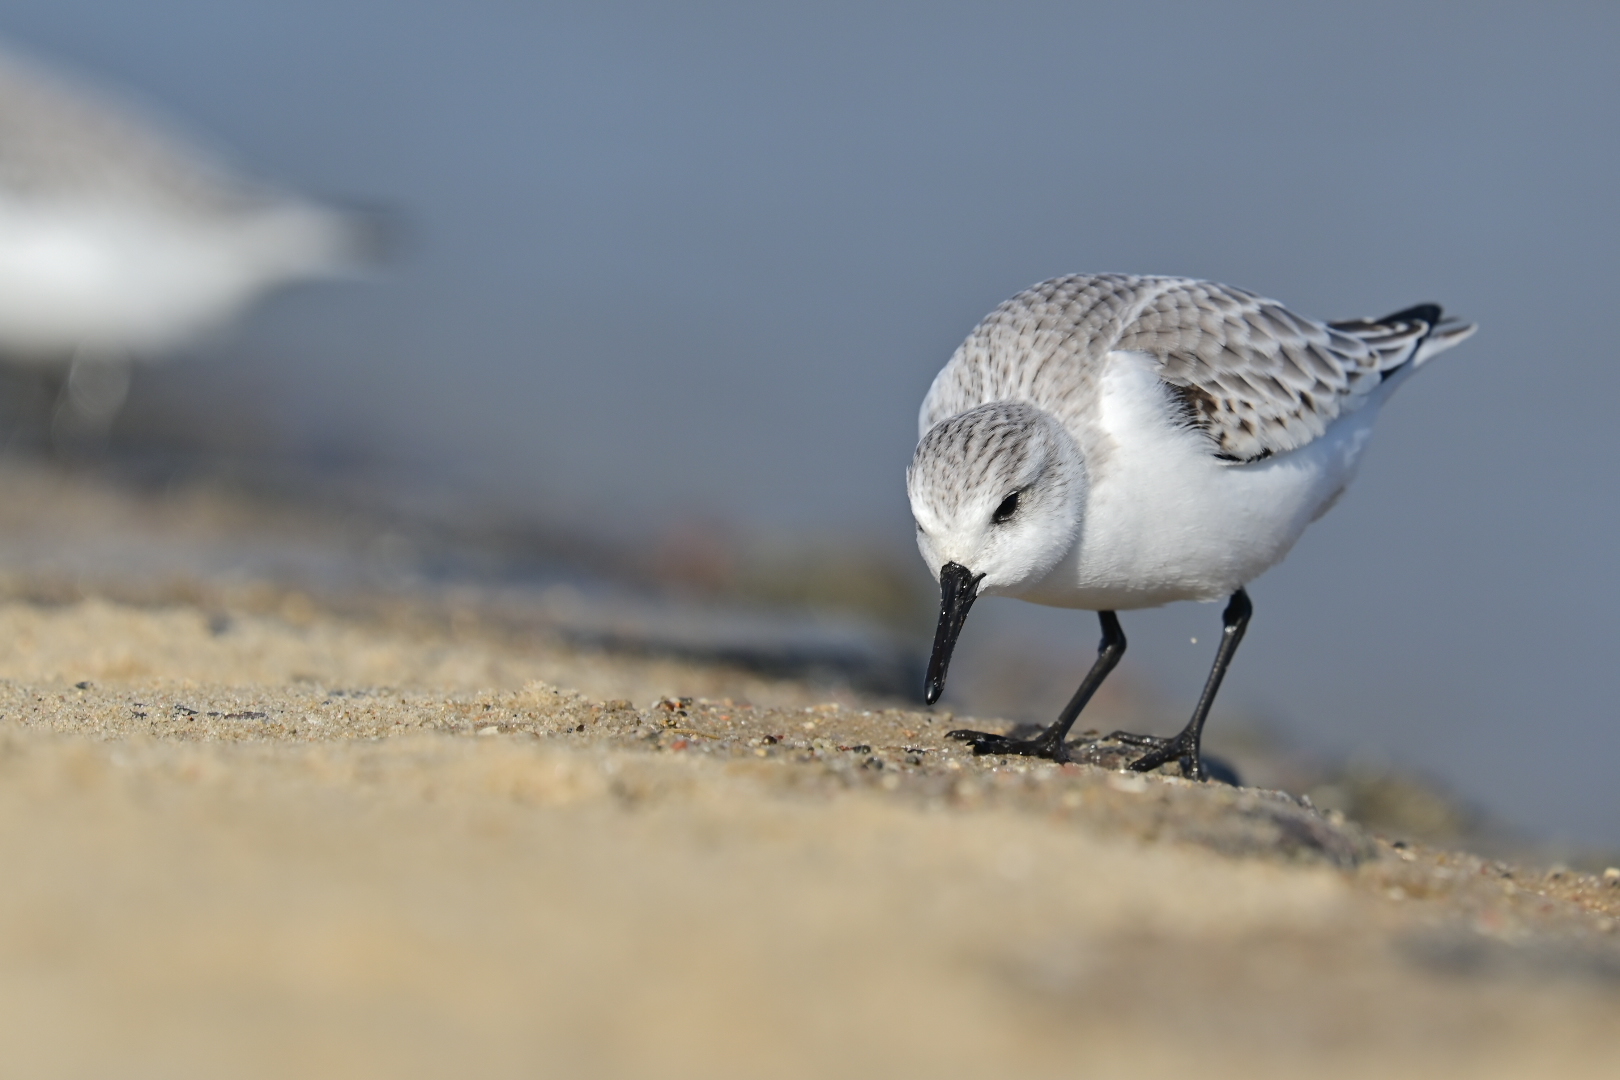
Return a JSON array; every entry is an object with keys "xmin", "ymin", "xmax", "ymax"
[{"xmin": 906, "ymin": 401, "xmax": 1085, "ymax": 703}]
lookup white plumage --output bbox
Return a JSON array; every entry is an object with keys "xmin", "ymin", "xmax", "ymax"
[
  {"xmin": 0, "ymin": 43, "xmax": 379, "ymax": 363},
  {"xmin": 908, "ymin": 273, "xmax": 1475, "ymax": 778},
  {"xmin": 910, "ymin": 274, "xmax": 1474, "ymax": 610}
]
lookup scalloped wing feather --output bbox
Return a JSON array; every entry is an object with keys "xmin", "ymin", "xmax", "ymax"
[
  {"xmin": 1130, "ymin": 280, "xmax": 1436, "ymax": 461},
  {"xmin": 921, "ymin": 275, "xmax": 1473, "ymax": 465}
]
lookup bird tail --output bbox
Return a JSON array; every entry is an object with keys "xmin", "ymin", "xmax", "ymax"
[
  {"xmin": 323, "ymin": 201, "xmax": 410, "ymax": 271},
  {"xmin": 1410, "ymin": 314, "xmax": 1478, "ymax": 366},
  {"xmin": 1329, "ymin": 303, "xmax": 1478, "ymax": 371}
]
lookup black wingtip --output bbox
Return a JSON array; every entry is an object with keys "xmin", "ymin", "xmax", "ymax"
[{"xmin": 1377, "ymin": 302, "xmax": 1442, "ymax": 327}]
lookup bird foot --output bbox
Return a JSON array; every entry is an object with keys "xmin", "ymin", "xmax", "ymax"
[
  {"xmin": 946, "ymin": 728, "xmax": 1069, "ymax": 763},
  {"xmin": 1105, "ymin": 728, "xmax": 1207, "ymax": 781},
  {"xmin": 948, "ymin": 726, "xmax": 1234, "ymax": 785}
]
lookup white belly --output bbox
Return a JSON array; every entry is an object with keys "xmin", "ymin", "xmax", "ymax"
[
  {"xmin": 0, "ymin": 198, "xmax": 348, "ymax": 357},
  {"xmin": 1017, "ymin": 352, "xmax": 1382, "ymax": 611}
]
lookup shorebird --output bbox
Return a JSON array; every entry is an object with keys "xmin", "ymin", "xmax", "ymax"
[
  {"xmin": 0, "ymin": 43, "xmax": 386, "ymax": 440},
  {"xmin": 908, "ymin": 274, "xmax": 1475, "ymax": 780}
]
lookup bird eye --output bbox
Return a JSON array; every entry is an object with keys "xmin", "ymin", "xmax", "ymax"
[{"xmin": 992, "ymin": 490, "xmax": 1020, "ymax": 524}]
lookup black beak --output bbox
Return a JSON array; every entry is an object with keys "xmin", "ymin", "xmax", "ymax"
[{"xmin": 925, "ymin": 561, "xmax": 981, "ymax": 705}]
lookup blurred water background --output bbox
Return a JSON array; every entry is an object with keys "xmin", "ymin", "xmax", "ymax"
[{"xmin": 0, "ymin": 1, "xmax": 1615, "ymax": 846}]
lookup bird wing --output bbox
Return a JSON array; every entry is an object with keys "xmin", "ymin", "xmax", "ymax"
[
  {"xmin": 920, "ymin": 274, "xmax": 1474, "ymax": 463},
  {"xmin": 1123, "ymin": 278, "xmax": 1448, "ymax": 462}
]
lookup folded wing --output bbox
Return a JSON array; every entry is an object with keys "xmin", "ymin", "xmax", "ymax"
[{"xmin": 1129, "ymin": 279, "xmax": 1473, "ymax": 462}]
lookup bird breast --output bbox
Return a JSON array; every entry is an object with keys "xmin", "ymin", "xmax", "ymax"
[{"xmin": 1014, "ymin": 351, "xmax": 1379, "ymax": 611}]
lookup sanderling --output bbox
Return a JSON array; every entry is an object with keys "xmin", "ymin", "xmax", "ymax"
[
  {"xmin": 0, "ymin": 43, "xmax": 386, "ymax": 435},
  {"xmin": 908, "ymin": 274, "xmax": 1475, "ymax": 780}
]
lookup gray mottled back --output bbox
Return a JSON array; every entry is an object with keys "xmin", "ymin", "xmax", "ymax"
[
  {"xmin": 0, "ymin": 44, "xmax": 271, "ymax": 214},
  {"xmin": 921, "ymin": 274, "xmax": 1456, "ymax": 463}
]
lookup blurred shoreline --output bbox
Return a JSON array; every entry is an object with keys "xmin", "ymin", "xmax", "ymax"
[
  {"xmin": 0, "ymin": 445, "xmax": 1604, "ymax": 869},
  {"xmin": 0, "ymin": 448, "xmax": 1614, "ymax": 1076}
]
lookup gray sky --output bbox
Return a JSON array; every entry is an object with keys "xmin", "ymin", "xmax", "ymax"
[{"xmin": 3, "ymin": 1, "xmax": 1618, "ymax": 845}]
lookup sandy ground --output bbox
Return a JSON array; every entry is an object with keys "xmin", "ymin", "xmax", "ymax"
[{"xmin": 0, "ymin": 465, "xmax": 1618, "ymax": 1078}]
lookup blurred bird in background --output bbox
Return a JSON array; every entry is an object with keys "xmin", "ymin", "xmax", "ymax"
[{"xmin": 0, "ymin": 41, "xmax": 386, "ymax": 450}]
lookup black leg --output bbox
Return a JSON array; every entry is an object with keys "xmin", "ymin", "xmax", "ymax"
[
  {"xmin": 947, "ymin": 611, "xmax": 1125, "ymax": 763},
  {"xmin": 1108, "ymin": 588, "xmax": 1252, "ymax": 781}
]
